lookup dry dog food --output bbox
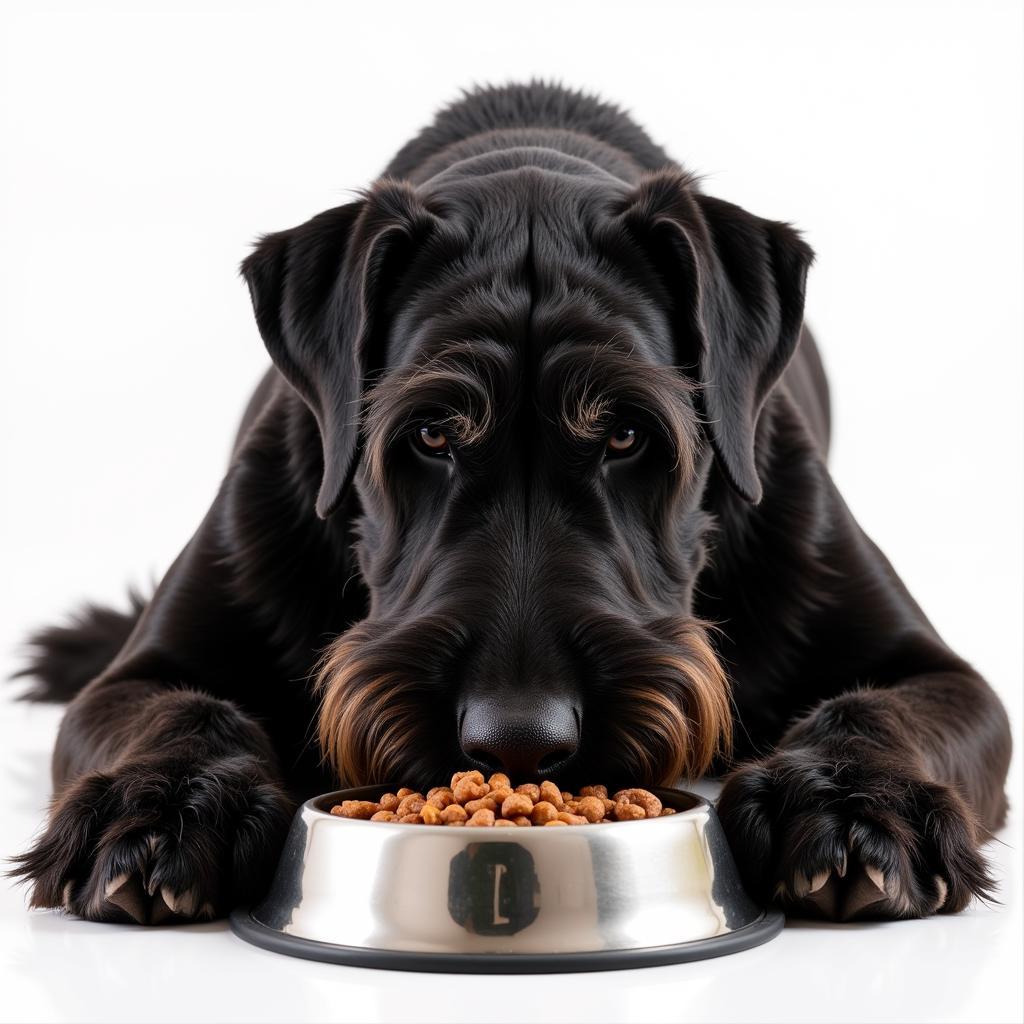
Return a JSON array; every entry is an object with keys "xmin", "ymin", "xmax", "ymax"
[{"xmin": 329, "ymin": 771, "xmax": 678, "ymax": 826}]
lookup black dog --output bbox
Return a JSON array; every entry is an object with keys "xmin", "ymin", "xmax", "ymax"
[{"xmin": 13, "ymin": 82, "xmax": 1010, "ymax": 925}]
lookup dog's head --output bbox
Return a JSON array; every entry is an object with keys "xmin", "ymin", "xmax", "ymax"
[{"xmin": 242, "ymin": 153, "xmax": 812, "ymax": 790}]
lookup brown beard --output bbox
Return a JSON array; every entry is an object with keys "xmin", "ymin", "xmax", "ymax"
[
  {"xmin": 315, "ymin": 613, "xmax": 731, "ymax": 788},
  {"xmin": 314, "ymin": 615, "xmax": 466, "ymax": 788}
]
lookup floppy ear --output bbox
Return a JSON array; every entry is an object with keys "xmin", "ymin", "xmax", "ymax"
[
  {"xmin": 618, "ymin": 170, "xmax": 814, "ymax": 504},
  {"xmin": 241, "ymin": 181, "xmax": 439, "ymax": 518}
]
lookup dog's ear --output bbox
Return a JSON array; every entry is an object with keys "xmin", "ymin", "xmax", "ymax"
[
  {"xmin": 241, "ymin": 181, "xmax": 439, "ymax": 518},
  {"xmin": 618, "ymin": 170, "xmax": 814, "ymax": 504}
]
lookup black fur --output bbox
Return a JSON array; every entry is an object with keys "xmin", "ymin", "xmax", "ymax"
[
  {"xmin": 10, "ymin": 81, "xmax": 1010, "ymax": 926},
  {"xmin": 13, "ymin": 589, "xmax": 147, "ymax": 702}
]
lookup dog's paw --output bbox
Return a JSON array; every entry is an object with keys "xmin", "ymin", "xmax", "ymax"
[
  {"xmin": 717, "ymin": 745, "xmax": 995, "ymax": 921},
  {"xmin": 10, "ymin": 753, "xmax": 292, "ymax": 925}
]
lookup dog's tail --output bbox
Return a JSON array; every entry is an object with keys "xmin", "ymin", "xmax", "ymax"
[{"xmin": 11, "ymin": 588, "xmax": 147, "ymax": 702}]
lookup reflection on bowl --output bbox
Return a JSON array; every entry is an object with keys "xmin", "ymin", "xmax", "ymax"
[{"xmin": 230, "ymin": 785, "xmax": 782, "ymax": 973}]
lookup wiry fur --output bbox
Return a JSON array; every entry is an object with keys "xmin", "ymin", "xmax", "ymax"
[
  {"xmin": 12, "ymin": 589, "xmax": 147, "ymax": 702},
  {"xmin": 9, "ymin": 81, "xmax": 1010, "ymax": 928}
]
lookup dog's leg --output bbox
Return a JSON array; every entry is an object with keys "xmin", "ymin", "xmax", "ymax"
[
  {"xmin": 10, "ymin": 376, "xmax": 359, "ymax": 925},
  {"xmin": 702, "ymin": 384, "xmax": 1013, "ymax": 922},
  {"xmin": 9, "ymin": 677, "xmax": 293, "ymax": 924},
  {"xmin": 718, "ymin": 665, "xmax": 1010, "ymax": 921}
]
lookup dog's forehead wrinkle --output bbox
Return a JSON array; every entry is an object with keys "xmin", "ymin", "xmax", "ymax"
[
  {"xmin": 389, "ymin": 175, "xmax": 674, "ymax": 372},
  {"xmin": 419, "ymin": 164, "xmax": 625, "ymax": 271},
  {"xmin": 422, "ymin": 147, "xmax": 627, "ymax": 188},
  {"xmin": 386, "ymin": 274, "xmax": 536, "ymax": 373}
]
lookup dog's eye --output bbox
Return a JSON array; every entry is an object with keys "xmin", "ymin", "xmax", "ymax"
[
  {"xmin": 413, "ymin": 424, "xmax": 451, "ymax": 457},
  {"xmin": 605, "ymin": 424, "xmax": 643, "ymax": 458}
]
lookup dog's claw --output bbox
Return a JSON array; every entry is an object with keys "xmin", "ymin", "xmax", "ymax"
[
  {"xmin": 149, "ymin": 887, "xmax": 175, "ymax": 926},
  {"xmin": 160, "ymin": 886, "xmax": 200, "ymax": 918},
  {"xmin": 104, "ymin": 873, "xmax": 150, "ymax": 924},
  {"xmin": 809, "ymin": 869, "xmax": 831, "ymax": 894},
  {"xmin": 62, "ymin": 880, "xmax": 75, "ymax": 910},
  {"xmin": 161, "ymin": 887, "xmax": 176, "ymax": 913},
  {"xmin": 933, "ymin": 876, "xmax": 949, "ymax": 912},
  {"xmin": 865, "ymin": 864, "xmax": 887, "ymax": 894},
  {"xmin": 104, "ymin": 873, "xmax": 130, "ymax": 900},
  {"xmin": 791, "ymin": 866, "xmax": 835, "ymax": 902},
  {"xmin": 837, "ymin": 862, "xmax": 893, "ymax": 920},
  {"xmin": 836, "ymin": 850, "xmax": 848, "ymax": 878}
]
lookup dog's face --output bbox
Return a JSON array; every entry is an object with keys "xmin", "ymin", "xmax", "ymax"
[{"xmin": 243, "ymin": 156, "xmax": 812, "ymax": 790}]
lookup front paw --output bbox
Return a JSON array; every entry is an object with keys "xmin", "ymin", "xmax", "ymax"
[
  {"xmin": 11, "ymin": 752, "xmax": 292, "ymax": 925},
  {"xmin": 717, "ymin": 745, "xmax": 995, "ymax": 921}
]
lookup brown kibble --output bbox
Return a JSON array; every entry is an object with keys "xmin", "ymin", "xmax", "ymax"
[
  {"xmin": 465, "ymin": 796, "xmax": 498, "ymax": 814},
  {"xmin": 396, "ymin": 795, "xmax": 426, "ymax": 817},
  {"xmin": 557, "ymin": 811, "xmax": 588, "ymax": 825},
  {"xmin": 514, "ymin": 783, "xmax": 541, "ymax": 801},
  {"xmin": 538, "ymin": 781, "xmax": 564, "ymax": 808},
  {"xmin": 453, "ymin": 776, "xmax": 489, "ymax": 804},
  {"xmin": 501, "ymin": 793, "xmax": 534, "ymax": 819},
  {"xmin": 330, "ymin": 800, "xmax": 379, "ymax": 820},
  {"xmin": 420, "ymin": 803, "xmax": 443, "ymax": 825},
  {"xmin": 576, "ymin": 796, "xmax": 605, "ymax": 823},
  {"xmin": 529, "ymin": 801, "xmax": 559, "ymax": 825},
  {"xmin": 612, "ymin": 788, "xmax": 662, "ymax": 818},
  {"xmin": 451, "ymin": 770, "xmax": 484, "ymax": 788},
  {"xmin": 440, "ymin": 804, "xmax": 468, "ymax": 824},
  {"xmin": 614, "ymin": 801, "xmax": 646, "ymax": 821},
  {"xmin": 343, "ymin": 773, "xmax": 676, "ymax": 828}
]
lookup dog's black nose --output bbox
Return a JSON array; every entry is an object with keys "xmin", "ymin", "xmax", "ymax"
[{"xmin": 459, "ymin": 697, "xmax": 580, "ymax": 778}]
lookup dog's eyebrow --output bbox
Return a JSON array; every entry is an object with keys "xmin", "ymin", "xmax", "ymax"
[
  {"xmin": 363, "ymin": 340, "xmax": 514, "ymax": 485},
  {"xmin": 539, "ymin": 342, "xmax": 700, "ymax": 475}
]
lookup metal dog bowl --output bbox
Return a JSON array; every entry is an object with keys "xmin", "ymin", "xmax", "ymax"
[{"xmin": 230, "ymin": 785, "xmax": 782, "ymax": 973}]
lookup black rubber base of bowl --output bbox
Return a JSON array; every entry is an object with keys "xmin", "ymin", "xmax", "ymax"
[{"xmin": 229, "ymin": 907, "xmax": 784, "ymax": 973}]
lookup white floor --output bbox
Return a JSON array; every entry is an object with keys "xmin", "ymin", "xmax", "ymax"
[
  {"xmin": 1, "ymin": 695, "xmax": 1019, "ymax": 1024},
  {"xmin": 1, "ymin": 3, "xmax": 1021, "ymax": 1021}
]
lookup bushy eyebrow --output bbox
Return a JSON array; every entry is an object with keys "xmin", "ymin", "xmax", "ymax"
[
  {"xmin": 363, "ymin": 340, "xmax": 699, "ymax": 485},
  {"xmin": 538, "ymin": 342, "xmax": 701, "ymax": 475},
  {"xmin": 363, "ymin": 340, "xmax": 515, "ymax": 486}
]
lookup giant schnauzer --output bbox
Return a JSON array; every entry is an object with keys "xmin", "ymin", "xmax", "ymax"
[{"xmin": 12, "ymin": 82, "xmax": 1011, "ymax": 926}]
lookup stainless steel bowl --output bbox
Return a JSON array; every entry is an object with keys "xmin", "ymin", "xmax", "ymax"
[{"xmin": 231, "ymin": 785, "xmax": 782, "ymax": 972}]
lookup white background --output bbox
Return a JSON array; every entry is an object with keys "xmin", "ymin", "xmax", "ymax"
[{"xmin": 1, "ymin": 1, "xmax": 1021, "ymax": 1022}]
